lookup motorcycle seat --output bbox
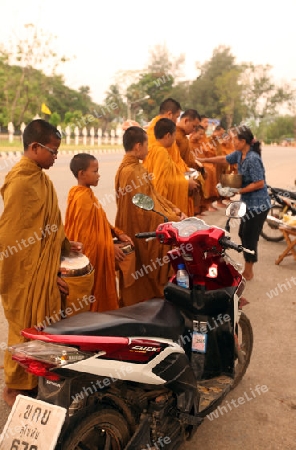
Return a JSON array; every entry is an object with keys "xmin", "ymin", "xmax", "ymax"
[
  {"xmin": 43, "ymin": 298, "xmax": 184, "ymax": 341},
  {"xmin": 272, "ymin": 187, "xmax": 296, "ymax": 201}
]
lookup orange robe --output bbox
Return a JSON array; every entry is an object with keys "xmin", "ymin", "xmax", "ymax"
[
  {"xmin": 220, "ymin": 140, "xmax": 237, "ymax": 174},
  {"xmin": 115, "ymin": 154, "xmax": 179, "ymax": 305},
  {"xmin": 146, "ymin": 116, "xmax": 193, "ymax": 215},
  {"xmin": 0, "ymin": 156, "xmax": 66, "ymax": 390},
  {"xmin": 176, "ymin": 126, "xmax": 201, "ymax": 170},
  {"xmin": 143, "ymin": 141, "xmax": 191, "ymax": 215},
  {"xmin": 64, "ymin": 186, "xmax": 124, "ymax": 312},
  {"xmin": 176, "ymin": 126, "xmax": 206, "ymax": 213},
  {"xmin": 189, "ymin": 134, "xmax": 219, "ymax": 200}
]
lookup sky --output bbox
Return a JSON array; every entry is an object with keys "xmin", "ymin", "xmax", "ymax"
[{"xmin": 1, "ymin": 0, "xmax": 296, "ymax": 105}]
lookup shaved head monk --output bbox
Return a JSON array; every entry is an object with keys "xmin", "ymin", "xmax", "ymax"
[
  {"xmin": 115, "ymin": 126, "xmax": 184, "ymax": 305},
  {"xmin": 145, "ymin": 98, "xmax": 198, "ymax": 215},
  {"xmin": 0, "ymin": 119, "xmax": 69, "ymax": 407}
]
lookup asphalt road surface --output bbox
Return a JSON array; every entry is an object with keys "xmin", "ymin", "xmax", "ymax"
[{"xmin": 0, "ymin": 146, "xmax": 295, "ymax": 449}]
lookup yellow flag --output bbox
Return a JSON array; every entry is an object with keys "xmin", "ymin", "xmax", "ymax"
[{"xmin": 41, "ymin": 103, "xmax": 52, "ymax": 115}]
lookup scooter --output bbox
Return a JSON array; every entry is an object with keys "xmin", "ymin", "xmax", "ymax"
[
  {"xmin": 5, "ymin": 197, "xmax": 253, "ymax": 450},
  {"xmin": 260, "ymin": 184, "xmax": 296, "ymax": 242}
]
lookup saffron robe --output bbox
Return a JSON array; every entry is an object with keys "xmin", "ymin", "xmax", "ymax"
[
  {"xmin": 189, "ymin": 134, "xmax": 219, "ymax": 199},
  {"xmin": 146, "ymin": 116, "xmax": 194, "ymax": 216},
  {"xmin": 115, "ymin": 154, "xmax": 179, "ymax": 305},
  {"xmin": 64, "ymin": 186, "xmax": 124, "ymax": 312},
  {"xmin": 176, "ymin": 126, "xmax": 205, "ymax": 211},
  {"xmin": 0, "ymin": 156, "xmax": 66, "ymax": 389},
  {"xmin": 176, "ymin": 126, "xmax": 202, "ymax": 171}
]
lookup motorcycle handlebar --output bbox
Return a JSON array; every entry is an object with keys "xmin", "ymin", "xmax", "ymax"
[
  {"xmin": 135, "ymin": 232, "xmax": 157, "ymax": 239},
  {"xmin": 219, "ymin": 236, "xmax": 255, "ymax": 255},
  {"xmin": 219, "ymin": 236, "xmax": 243, "ymax": 253}
]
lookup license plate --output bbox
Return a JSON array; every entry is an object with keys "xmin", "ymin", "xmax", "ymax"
[{"xmin": 0, "ymin": 395, "xmax": 67, "ymax": 450}]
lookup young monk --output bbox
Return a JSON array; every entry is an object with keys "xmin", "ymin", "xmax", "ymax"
[
  {"xmin": 146, "ymin": 98, "xmax": 197, "ymax": 215},
  {"xmin": 115, "ymin": 126, "xmax": 184, "ymax": 305},
  {"xmin": 176, "ymin": 109, "xmax": 206, "ymax": 214},
  {"xmin": 189, "ymin": 125, "xmax": 219, "ymax": 213},
  {"xmin": 144, "ymin": 118, "xmax": 198, "ymax": 215},
  {"xmin": 0, "ymin": 119, "xmax": 69, "ymax": 406},
  {"xmin": 64, "ymin": 153, "xmax": 133, "ymax": 312},
  {"xmin": 176, "ymin": 109, "xmax": 201, "ymax": 169}
]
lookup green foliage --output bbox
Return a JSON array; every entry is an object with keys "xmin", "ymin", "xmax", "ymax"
[
  {"xmin": 257, "ymin": 116, "xmax": 295, "ymax": 143},
  {"xmin": 127, "ymin": 72, "xmax": 175, "ymax": 120},
  {"xmin": 1, "ymin": 32, "xmax": 295, "ymax": 136},
  {"xmin": 49, "ymin": 112, "xmax": 61, "ymax": 127}
]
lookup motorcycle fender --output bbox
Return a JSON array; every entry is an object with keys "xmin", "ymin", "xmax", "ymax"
[{"xmin": 234, "ymin": 293, "xmax": 239, "ymax": 327}]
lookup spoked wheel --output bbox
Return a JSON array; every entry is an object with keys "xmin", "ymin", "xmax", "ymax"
[
  {"xmin": 232, "ymin": 311, "xmax": 253, "ymax": 389},
  {"xmin": 61, "ymin": 408, "xmax": 130, "ymax": 450},
  {"xmin": 260, "ymin": 204, "xmax": 285, "ymax": 242}
]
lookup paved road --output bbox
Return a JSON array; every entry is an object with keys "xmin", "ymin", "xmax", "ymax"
[{"xmin": 0, "ymin": 146, "xmax": 295, "ymax": 449}]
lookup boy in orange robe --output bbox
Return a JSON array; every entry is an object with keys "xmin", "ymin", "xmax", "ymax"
[
  {"xmin": 189, "ymin": 123, "xmax": 219, "ymax": 212},
  {"xmin": 64, "ymin": 153, "xmax": 133, "ymax": 312},
  {"xmin": 146, "ymin": 98, "xmax": 197, "ymax": 215},
  {"xmin": 115, "ymin": 126, "xmax": 184, "ymax": 305},
  {"xmin": 176, "ymin": 109, "xmax": 207, "ymax": 214},
  {"xmin": 144, "ymin": 117, "xmax": 198, "ymax": 215}
]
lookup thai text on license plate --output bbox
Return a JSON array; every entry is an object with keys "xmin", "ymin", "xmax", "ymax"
[{"xmin": 0, "ymin": 395, "xmax": 67, "ymax": 450}]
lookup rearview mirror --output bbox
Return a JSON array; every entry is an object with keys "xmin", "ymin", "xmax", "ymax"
[
  {"xmin": 132, "ymin": 194, "xmax": 155, "ymax": 211},
  {"xmin": 226, "ymin": 201, "xmax": 246, "ymax": 218}
]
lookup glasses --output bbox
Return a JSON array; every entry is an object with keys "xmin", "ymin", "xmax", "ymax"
[{"xmin": 37, "ymin": 142, "xmax": 59, "ymax": 156}]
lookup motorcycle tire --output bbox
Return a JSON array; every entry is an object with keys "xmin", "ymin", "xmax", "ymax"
[
  {"xmin": 232, "ymin": 311, "xmax": 253, "ymax": 389},
  {"xmin": 60, "ymin": 408, "xmax": 130, "ymax": 450},
  {"xmin": 260, "ymin": 204, "xmax": 285, "ymax": 242}
]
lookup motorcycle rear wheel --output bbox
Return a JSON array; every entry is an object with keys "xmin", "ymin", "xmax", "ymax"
[
  {"xmin": 233, "ymin": 311, "xmax": 253, "ymax": 389},
  {"xmin": 260, "ymin": 204, "xmax": 285, "ymax": 242},
  {"xmin": 61, "ymin": 408, "xmax": 130, "ymax": 450}
]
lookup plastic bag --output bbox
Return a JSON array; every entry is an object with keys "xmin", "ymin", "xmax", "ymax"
[{"xmin": 216, "ymin": 183, "xmax": 240, "ymax": 197}]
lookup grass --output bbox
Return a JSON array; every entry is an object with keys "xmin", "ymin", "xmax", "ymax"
[{"xmin": 0, "ymin": 139, "xmax": 122, "ymax": 152}]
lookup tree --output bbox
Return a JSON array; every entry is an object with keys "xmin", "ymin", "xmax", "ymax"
[
  {"xmin": 49, "ymin": 112, "xmax": 61, "ymax": 128},
  {"xmin": 189, "ymin": 46, "xmax": 241, "ymax": 122},
  {"xmin": 147, "ymin": 44, "xmax": 185, "ymax": 80},
  {"xmin": 0, "ymin": 24, "xmax": 68, "ymax": 126},
  {"xmin": 215, "ymin": 68, "xmax": 244, "ymax": 128},
  {"xmin": 113, "ymin": 44, "xmax": 185, "ymax": 121},
  {"xmin": 258, "ymin": 115, "xmax": 295, "ymax": 143},
  {"xmin": 126, "ymin": 72, "xmax": 174, "ymax": 120},
  {"xmin": 240, "ymin": 64, "xmax": 293, "ymax": 121}
]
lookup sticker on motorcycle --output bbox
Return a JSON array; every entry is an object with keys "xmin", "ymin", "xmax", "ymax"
[{"xmin": 192, "ymin": 332, "xmax": 207, "ymax": 353}]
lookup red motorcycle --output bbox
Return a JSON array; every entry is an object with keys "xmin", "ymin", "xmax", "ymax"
[{"xmin": 6, "ymin": 196, "xmax": 253, "ymax": 450}]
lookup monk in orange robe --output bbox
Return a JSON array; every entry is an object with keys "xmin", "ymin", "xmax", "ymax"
[
  {"xmin": 176, "ymin": 109, "xmax": 207, "ymax": 214},
  {"xmin": 189, "ymin": 123, "xmax": 219, "ymax": 212},
  {"xmin": 144, "ymin": 118, "xmax": 197, "ymax": 216},
  {"xmin": 146, "ymin": 98, "xmax": 197, "ymax": 215},
  {"xmin": 0, "ymin": 120, "xmax": 69, "ymax": 406},
  {"xmin": 115, "ymin": 126, "xmax": 183, "ymax": 305},
  {"xmin": 64, "ymin": 153, "xmax": 133, "ymax": 312},
  {"xmin": 219, "ymin": 131, "xmax": 237, "ymax": 173}
]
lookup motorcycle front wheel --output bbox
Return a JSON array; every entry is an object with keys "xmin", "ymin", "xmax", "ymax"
[
  {"xmin": 260, "ymin": 204, "xmax": 285, "ymax": 242},
  {"xmin": 61, "ymin": 408, "xmax": 130, "ymax": 450},
  {"xmin": 232, "ymin": 311, "xmax": 253, "ymax": 389}
]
